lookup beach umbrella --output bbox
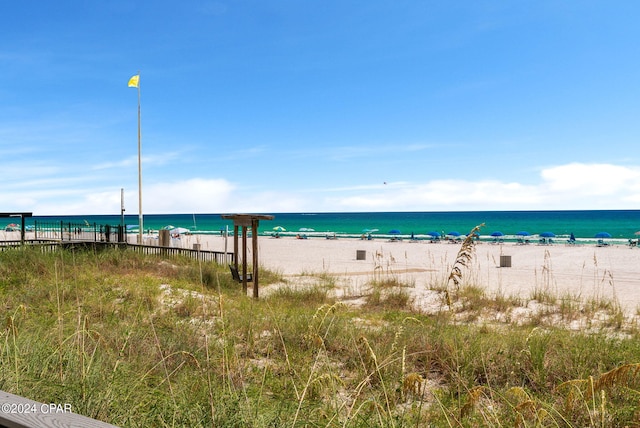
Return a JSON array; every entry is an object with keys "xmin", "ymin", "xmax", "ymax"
[
  {"xmin": 299, "ymin": 227, "xmax": 315, "ymax": 232},
  {"xmin": 594, "ymin": 232, "xmax": 612, "ymax": 239},
  {"xmin": 446, "ymin": 231, "xmax": 461, "ymax": 237},
  {"xmin": 5, "ymin": 223, "xmax": 19, "ymax": 231},
  {"xmin": 490, "ymin": 231, "xmax": 504, "ymax": 237},
  {"xmin": 388, "ymin": 229, "xmax": 401, "ymax": 235},
  {"xmin": 273, "ymin": 226, "xmax": 286, "ymax": 232},
  {"xmin": 163, "ymin": 225, "xmax": 176, "ymax": 230},
  {"xmin": 362, "ymin": 228, "xmax": 378, "ymax": 233},
  {"xmin": 515, "ymin": 231, "xmax": 530, "ymax": 236},
  {"xmin": 426, "ymin": 231, "xmax": 441, "ymax": 237},
  {"xmin": 170, "ymin": 227, "xmax": 190, "ymax": 235},
  {"xmin": 540, "ymin": 232, "xmax": 556, "ymax": 238}
]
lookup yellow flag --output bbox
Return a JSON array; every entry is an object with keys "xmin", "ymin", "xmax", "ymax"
[{"xmin": 128, "ymin": 74, "xmax": 140, "ymax": 88}]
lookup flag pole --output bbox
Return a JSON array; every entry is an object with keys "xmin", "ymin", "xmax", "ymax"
[{"xmin": 136, "ymin": 72, "xmax": 143, "ymax": 245}]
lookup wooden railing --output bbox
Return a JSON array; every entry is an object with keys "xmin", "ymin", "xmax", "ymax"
[
  {"xmin": 0, "ymin": 240, "xmax": 233, "ymax": 264},
  {"xmin": 126, "ymin": 243, "xmax": 233, "ymax": 264},
  {"xmin": 0, "ymin": 389, "xmax": 118, "ymax": 427}
]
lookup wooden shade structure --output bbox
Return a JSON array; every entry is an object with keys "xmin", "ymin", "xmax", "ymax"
[
  {"xmin": 221, "ymin": 214, "xmax": 274, "ymax": 298},
  {"xmin": 0, "ymin": 212, "xmax": 33, "ymax": 244}
]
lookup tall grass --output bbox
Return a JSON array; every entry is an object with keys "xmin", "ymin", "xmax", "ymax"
[{"xmin": 0, "ymin": 245, "xmax": 639, "ymax": 426}]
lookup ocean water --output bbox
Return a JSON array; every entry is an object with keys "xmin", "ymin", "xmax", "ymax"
[{"xmin": 22, "ymin": 210, "xmax": 640, "ymax": 244}]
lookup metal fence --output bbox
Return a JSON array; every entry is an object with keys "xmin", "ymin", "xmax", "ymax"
[
  {"xmin": 1, "ymin": 221, "xmax": 233, "ymax": 264},
  {"xmin": 0, "ymin": 238, "xmax": 233, "ymax": 264},
  {"xmin": 33, "ymin": 221, "xmax": 125, "ymax": 243}
]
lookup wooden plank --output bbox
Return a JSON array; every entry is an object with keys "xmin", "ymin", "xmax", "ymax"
[{"xmin": 0, "ymin": 390, "xmax": 118, "ymax": 428}]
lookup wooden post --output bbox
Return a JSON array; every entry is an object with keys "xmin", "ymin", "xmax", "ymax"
[
  {"xmin": 252, "ymin": 218, "xmax": 259, "ymax": 298},
  {"xmin": 233, "ymin": 224, "xmax": 241, "ymax": 292},
  {"xmin": 232, "ymin": 225, "xmax": 239, "ymax": 269},
  {"xmin": 221, "ymin": 214, "xmax": 274, "ymax": 299},
  {"xmin": 20, "ymin": 218, "xmax": 25, "ymax": 245},
  {"xmin": 241, "ymin": 225, "xmax": 248, "ymax": 295}
]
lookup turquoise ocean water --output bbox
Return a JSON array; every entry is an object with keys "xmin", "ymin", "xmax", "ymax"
[{"xmin": 22, "ymin": 210, "xmax": 640, "ymax": 245}]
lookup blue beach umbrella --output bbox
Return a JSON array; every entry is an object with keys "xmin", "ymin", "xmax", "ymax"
[
  {"xmin": 388, "ymin": 229, "xmax": 401, "ymax": 235},
  {"xmin": 540, "ymin": 232, "xmax": 556, "ymax": 238},
  {"xmin": 515, "ymin": 231, "xmax": 530, "ymax": 236},
  {"xmin": 447, "ymin": 231, "xmax": 461, "ymax": 237},
  {"xmin": 490, "ymin": 231, "xmax": 504, "ymax": 237},
  {"xmin": 426, "ymin": 231, "xmax": 441, "ymax": 237},
  {"xmin": 594, "ymin": 232, "xmax": 612, "ymax": 239}
]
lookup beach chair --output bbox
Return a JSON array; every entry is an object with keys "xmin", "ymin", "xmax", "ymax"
[{"xmin": 229, "ymin": 265, "xmax": 253, "ymax": 283}]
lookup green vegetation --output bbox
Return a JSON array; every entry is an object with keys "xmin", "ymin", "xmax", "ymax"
[{"xmin": 0, "ymin": 245, "xmax": 639, "ymax": 427}]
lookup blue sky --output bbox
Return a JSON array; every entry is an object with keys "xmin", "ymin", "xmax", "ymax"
[{"xmin": 2, "ymin": 1, "xmax": 640, "ymax": 215}]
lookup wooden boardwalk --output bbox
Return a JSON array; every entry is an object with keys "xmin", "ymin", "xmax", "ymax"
[{"xmin": 0, "ymin": 390, "xmax": 118, "ymax": 428}]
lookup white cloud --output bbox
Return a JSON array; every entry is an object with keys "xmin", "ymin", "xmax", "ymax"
[
  {"xmin": 93, "ymin": 151, "xmax": 186, "ymax": 171},
  {"xmin": 137, "ymin": 178, "xmax": 236, "ymax": 213},
  {"xmin": 21, "ymin": 179, "xmax": 235, "ymax": 215},
  {"xmin": 322, "ymin": 163, "xmax": 640, "ymax": 211},
  {"xmin": 325, "ymin": 179, "xmax": 543, "ymax": 211},
  {"xmin": 541, "ymin": 163, "xmax": 640, "ymax": 195},
  {"xmin": 4, "ymin": 162, "xmax": 640, "ymax": 215}
]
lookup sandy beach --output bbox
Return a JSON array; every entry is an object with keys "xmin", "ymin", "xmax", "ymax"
[
  {"xmin": 170, "ymin": 233, "xmax": 640, "ymax": 315},
  {"xmin": 3, "ymin": 229, "xmax": 639, "ymax": 315}
]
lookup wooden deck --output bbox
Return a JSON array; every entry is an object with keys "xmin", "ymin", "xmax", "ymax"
[{"xmin": 0, "ymin": 389, "xmax": 118, "ymax": 428}]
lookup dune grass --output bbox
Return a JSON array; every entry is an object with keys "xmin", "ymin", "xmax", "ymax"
[{"xmin": 0, "ymin": 245, "xmax": 639, "ymax": 427}]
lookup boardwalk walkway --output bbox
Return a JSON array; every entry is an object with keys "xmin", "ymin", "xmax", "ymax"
[{"xmin": 0, "ymin": 389, "xmax": 118, "ymax": 428}]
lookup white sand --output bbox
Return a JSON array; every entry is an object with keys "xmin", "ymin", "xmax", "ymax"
[
  {"xmin": 4, "ymin": 229, "xmax": 639, "ymax": 314},
  {"xmin": 177, "ymin": 233, "xmax": 640, "ymax": 314}
]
